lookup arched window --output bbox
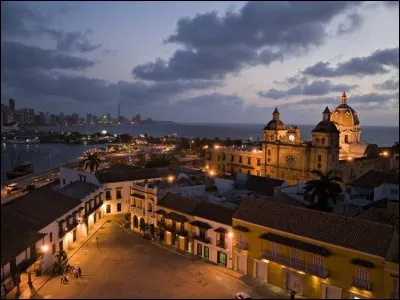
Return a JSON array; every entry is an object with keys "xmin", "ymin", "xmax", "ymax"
[
  {"xmin": 140, "ymin": 217, "xmax": 145, "ymax": 231},
  {"xmin": 322, "ymin": 138, "xmax": 326, "ymax": 144},
  {"xmin": 344, "ymin": 135, "xmax": 349, "ymax": 143},
  {"xmin": 133, "ymin": 215, "xmax": 138, "ymax": 228}
]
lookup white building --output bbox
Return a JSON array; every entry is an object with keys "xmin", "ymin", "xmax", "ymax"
[
  {"xmin": 1, "ymin": 182, "xmax": 103, "ymax": 297},
  {"xmin": 191, "ymin": 202, "xmax": 235, "ymax": 269}
]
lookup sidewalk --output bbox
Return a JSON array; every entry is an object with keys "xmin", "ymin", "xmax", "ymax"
[
  {"xmin": 112, "ymin": 218, "xmax": 295, "ymax": 299},
  {"xmin": 6, "ymin": 217, "xmax": 109, "ymax": 299}
]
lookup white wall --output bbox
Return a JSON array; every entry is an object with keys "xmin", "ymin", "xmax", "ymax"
[
  {"xmin": 375, "ymin": 183, "xmax": 399, "ymax": 201},
  {"xmin": 102, "ymin": 181, "xmax": 132, "ymax": 215},
  {"xmin": 60, "ymin": 167, "xmax": 100, "ymax": 188},
  {"xmin": 193, "ymin": 215, "xmax": 233, "ymax": 269},
  {"xmin": 215, "ymin": 177, "xmax": 234, "ymax": 194},
  {"xmin": 166, "ymin": 185, "xmax": 206, "ymax": 198}
]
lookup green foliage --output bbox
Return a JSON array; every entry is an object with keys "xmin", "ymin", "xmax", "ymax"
[{"xmin": 79, "ymin": 152, "xmax": 102, "ymax": 172}]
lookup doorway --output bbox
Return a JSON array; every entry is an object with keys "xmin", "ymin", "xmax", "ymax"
[{"xmin": 217, "ymin": 251, "xmax": 227, "ymax": 266}]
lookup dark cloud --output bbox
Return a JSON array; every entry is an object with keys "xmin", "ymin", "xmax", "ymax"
[
  {"xmin": 44, "ymin": 29, "xmax": 102, "ymax": 53},
  {"xmin": 133, "ymin": 1, "xmax": 361, "ymax": 81},
  {"xmin": 177, "ymin": 93, "xmax": 243, "ymax": 106},
  {"xmin": 290, "ymin": 92, "xmax": 399, "ymax": 107},
  {"xmin": 258, "ymin": 80, "xmax": 358, "ymax": 99},
  {"xmin": 1, "ymin": 40, "xmax": 95, "ymax": 70},
  {"xmin": 336, "ymin": 12, "xmax": 363, "ymax": 36},
  {"xmin": 374, "ymin": 78, "xmax": 399, "ymax": 91},
  {"xmin": 303, "ymin": 47, "xmax": 399, "ymax": 77}
]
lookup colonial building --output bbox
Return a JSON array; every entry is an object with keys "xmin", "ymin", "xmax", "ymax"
[
  {"xmin": 232, "ymin": 198, "xmax": 399, "ymax": 299},
  {"xmin": 206, "ymin": 93, "xmax": 389, "ymax": 185}
]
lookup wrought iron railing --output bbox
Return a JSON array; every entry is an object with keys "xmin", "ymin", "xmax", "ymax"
[
  {"xmin": 234, "ymin": 241, "xmax": 249, "ymax": 250},
  {"xmin": 261, "ymin": 250, "xmax": 329, "ymax": 279},
  {"xmin": 351, "ymin": 277, "xmax": 372, "ymax": 291},
  {"xmin": 216, "ymin": 240, "xmax": 227, "ymax": 249}
]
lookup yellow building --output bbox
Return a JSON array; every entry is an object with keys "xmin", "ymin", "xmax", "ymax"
[
  {"xmin": 231, "ymin": 198, "xmax": 399, "ymax": 299},
  {"xmin": 207, "ymin": 107, "xmax": 340, "ymax": 185},
  {"xmin": 155, "ymin": 193, "xmax": 201, "ymax": 254},
  {"xmin": 206, "ymin": 93, "xmax": 390, "ymax": 185}
]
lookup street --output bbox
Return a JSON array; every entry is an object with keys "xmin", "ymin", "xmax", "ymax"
[{"xmin": 32, "ymin": 216, "xmax": 284, "ymax": 299}]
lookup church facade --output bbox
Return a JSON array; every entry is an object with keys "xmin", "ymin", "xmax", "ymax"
[{"xmin": 206, "ymin": 92, "xmax": 385, "ymax": 185}]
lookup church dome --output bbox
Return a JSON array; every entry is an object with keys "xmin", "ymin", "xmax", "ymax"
[
  {"xmin": 313, "ymin": 106, "xmax": 339, "ymax": 133},
  {"xmin": 264, "ymin": 108, "xmax": 285, "ymax": 130},
  {"xmin": 330, "ymin": 92, "xmax": 360, "ymax": 127}
]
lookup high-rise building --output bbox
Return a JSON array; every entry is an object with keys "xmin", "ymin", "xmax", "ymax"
[
  {"xmin": 17, "ymin": 108, "xmax": 35, "ymax": 125},
  {"xmin": 87, "ymin": 113, "xmax": 93, "ymax": 124},
  {"xmin": 39, "ymin": 112, "xmax": 45, "ymax": 125},
  {"xmin": 44, "ymin": 112, "xmax": 50, "ymax": 125},
  {"xmin": 9, "ymin": 98, "xmax": 15, "ymax": 111},
  {"xmin": 71, "ymin": 113, "xmax": 79, "ymax": 124},
  {"xmin": 59, "ymin": 113, "xmax": 65, "ymax": 125},
  {"xmin": 117, "ymin": 105, "xmax": 121, "ymax": 120}
]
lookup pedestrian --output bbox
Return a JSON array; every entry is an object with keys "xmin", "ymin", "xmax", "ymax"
[
  {"xmin": 78, "ymin": 267, "xmax": 82, "ymax": 278},
  {"xmin": 290, "ymin": 290, "xmax": 295, "ymax": 299},
  {"xmin": 96, "ymin": 237, "xmax": 99, "ymax": 248},
  {"xmin": 61, "ymin": 276, "xmax": 64, "ymax": 284}
]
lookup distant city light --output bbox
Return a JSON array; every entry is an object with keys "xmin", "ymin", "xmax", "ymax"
[
  {"xmin": 214, "ymin": 145, "xmax": 221, "ymax": 149},
  {"xmin": 101, "ymin": 130, "xmax": 107, "ymax": 135}
]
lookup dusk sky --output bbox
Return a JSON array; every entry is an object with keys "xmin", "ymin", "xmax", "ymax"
[{"xmin": 1, "ymin": 1, "xmax": 399, "ymax": 125}]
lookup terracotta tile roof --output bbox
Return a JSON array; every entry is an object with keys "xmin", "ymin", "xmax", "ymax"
[
  {"xmin": 95, "ymin": 165, "xmax": 170, "ymax": 183},
  {"xmin": 243, "ymin": 175, "xmax": 285, "ymax": 196},
  {"xmin": 351, "ymin": 170, "xmax": 399, "ymax": 187},
  {"xmin": 157, "ymin": 193, "xmax": 201, "ymax": 215},
  {"xmin": 194, "ymin": 202, "xmax": 235, "ymax": 226},
  {"xmin": 233, "ymin": 198, "xmax": 395, "ymax": 258}
]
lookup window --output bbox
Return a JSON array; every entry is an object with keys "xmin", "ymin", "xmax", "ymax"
[
  {"xmin": 200, "ymin": 228, "xmax": 206, "ymax": 239},
  {"xmin": 247, "ymin": 170, "xmax": 250, "ymax": 175},
  {"xmin": 52, "ymin": 244, "xmax": 56, "ymax": 254},
  {"xmin": 59, "ymin": 241, "xmax": 63, "ymax": 252},
  {"xmin": 256, "ymin": 171, "xmax": 261, "ymax": 176},
  {"xmin": 321, "ymin": 138, "xmax": 325, "ymax": 144},
  {"xmin": 222, "ymin": 154, "xmax": 226, "ymax": 161},
  {"xmin": 117, "ymin": 203, "xmax": 122, "ymax": 212},
  {"xmin": 318, "ymin": 154, "xmax": 322, "ymax": 162},
  {"xmin": 106, "ymin": 204, "xmax": 111, "ymax": 214},
  {"xmin": 291, "ymin": 249, "xmax": 301, "ymax": 262},
  {"xmin": 180, "ymin": 223, "xmax": 184, "ymax": 232},
  {"xmin": 231, "ymin": 155, "xmax": 234, "ymax": 162},
  {"xmin": 204, "ymin": 246, "xmax": 209, "ymax": 259},
  {"xmin": 217, "ymin": 155, "xmax": 221, "ymax": 161},
  {"xmin": 345, "ymin": 135, "xmax": 349, "ymax": 143},
  {"xmin": 356, "ymin": 267, "xmax": 368, "ymax": 282},
  {"xmin": 267, "ymin": 149, "xmax": 271, "ymax": 156},
  {"xmin": 257, "ymin": 158, "xmax": 261, "ymax": 166},
  {"xmin": 105, "ymin": 190, "xmax": 111, "ymax": 200},
  {"xmin": 247, "ymin": 157, "xmax": 251, "ymax": 165},
  {"xmin": 49, "ymin": 232, "xmax": 53, "ymax": 243},
  {"xmin": 116, "ymin": 189, "xmax": 122, "ymax": 199},
  {"xmin": 197, "ymin": 243, "xmax": 203, "ymax": 256},
  {"xmin": 172, "ymin": 221, "xmax": 176, "ymax": 230},
  {"xmin": 239, "ymin": 156, "xmax": 242, "ymax": 163}
]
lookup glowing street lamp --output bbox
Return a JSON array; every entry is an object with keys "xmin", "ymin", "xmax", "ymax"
[
  {"xmin": 167, "ymin": 175, "xmax": 175, "ymax": 183},
  {"xmin": 227, "ymin": 232, "xmax": 233, "ymax": 238},
  {"xmin": 382, "ymin": 151, "xmax": 389, "ymax": 157},
  {"xmin": 209, "ymin": 170, "xmax": 215, "ymax": 176},
  {"xmin": 214, "ymin": 145, "xmax": 221, "ymax": 149},
  {"xmin": 41, "ymin": 245, "xmax": 49, "ymax": 253}
]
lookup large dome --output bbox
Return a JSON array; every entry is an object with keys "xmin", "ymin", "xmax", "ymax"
[
  {"xmin": 330, "ymin": 92, "xmax": 360, "ymax": 127},
  {"xmin": 313, "ymin": 120, "xmax": 339, "ymax": 133}
]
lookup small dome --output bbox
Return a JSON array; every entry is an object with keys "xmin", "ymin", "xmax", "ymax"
[
  {"xmin": 313, "ymin": 120, "xmax": 340, "ymax": 133},
  {"xmin": 264, "ymin": 119, "xmax": 285, "ymax": 130}
]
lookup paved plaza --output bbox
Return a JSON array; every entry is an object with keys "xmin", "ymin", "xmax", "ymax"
[{"xmin": 31, "ymin": 216, "xmax": 285, "ymax": 299}]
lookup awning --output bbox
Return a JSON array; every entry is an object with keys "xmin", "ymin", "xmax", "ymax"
[
  {"xmin": 214, "ymin": 227, "xmax": 228, "ymax": 233},
  {"xmin": 226, "ymin": 162, "xmax": 254, "ymax": 170},
  {"xmin": 234, "ymin": 225, "xmax": 250, "ymax": 232},
  {"xmin": 190, "ymin": 220, "xmax": 212, "ymax": 230},
  {"xmin": 165, "ymin": 212, "xmax": 188, "ymax": 223},
  {"xmin": 259, "ymin": 233, "xmax": 331, "ymax": 257},
  {"xmin": 155, "ymin": 209, "xmax": 167, "ymax": 215},
  {"xmin": 350, "ymin": 258, "xmax": 375, "ymax": 269},
  {"xmin": 131, "ymin": 193, "xmax": 145, "ymax": 199}
]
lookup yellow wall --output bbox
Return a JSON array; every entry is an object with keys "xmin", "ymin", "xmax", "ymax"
[{"xmin": 232, "ymin": 219, "xmax": 394, "ymax": 299}]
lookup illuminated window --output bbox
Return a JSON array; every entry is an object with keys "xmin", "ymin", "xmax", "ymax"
[
  {"xmin": 247, "ymin": 157, "xmax": 251, "ymax": 165},
  {"xmin": 257, "ymin": 158, "xmax": 261, "ymax": 166},
  {"xmin": 116, "ymin": 189, "xmax": 122, "ymax": 199},
  {"xmin": 239, "ymin": 156, "xmax": 242, "ymax": 163},
  {"xmin": 105, "ymin": 190, "xmax": 111, "ymax": 200},
  {"xmin": 318, "ymin": 155, "xmax": 322, "ymax": 162}
]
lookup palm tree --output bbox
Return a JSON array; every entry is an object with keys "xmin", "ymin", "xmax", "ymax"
[
  {"xmin": 392, "ymin": 141, "xmax": 399, "ymax": 154},
  {"xmin": 55, "ymin": 250, "xmax": 68, "ymax": 265},
  {"xmin": 79, "ymin": 152, "xmax": 101, "ymax": 172},
  {"xmin": 304, "ymin": 170, "xmax": 342, "ymax": 212}
]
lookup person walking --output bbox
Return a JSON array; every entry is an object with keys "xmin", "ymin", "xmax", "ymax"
[
  {"xmin": 78, "ymin": 267, "xmax": 82, "ymax": 278},
  {"xmin": 290, "ymin": 290, "xmax": 295, "ymax": 299},
  {"xmin": 96, "ymin": 237, "xmax": 99, "ymax": 249}
]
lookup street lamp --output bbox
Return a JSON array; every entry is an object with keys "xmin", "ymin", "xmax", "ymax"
[{"xmin": 167, "ymin": 175, "xmax": 175, "ymax": 183}]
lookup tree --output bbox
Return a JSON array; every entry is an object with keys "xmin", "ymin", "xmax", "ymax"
[
  {"xmin": 304, "ymin": 170, "xmax": 342, "ymax": 212},
  {"xmin": 79, "ymin": 152, "xmax": 101, "ymax": 172},
  {"xmin": 119, "ymin": 134, "xmax": 132, "ymax": 143},
  {"xmin": 392, "ymin": 141, "xmax": 399, "ymax": 154}
]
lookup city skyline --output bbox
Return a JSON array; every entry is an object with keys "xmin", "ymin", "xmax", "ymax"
[{"xmin": 1, "ymin": 1, "xmax": 399, "ymax": 125}]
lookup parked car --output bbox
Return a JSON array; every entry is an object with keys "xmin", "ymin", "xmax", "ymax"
[
  {"xmin": 234, "ymin": 292, "xmax": 251, "ymax": 299},
  {"xmin": 5, "ymin": 183, "xmax": 18, "ymax": 193}
]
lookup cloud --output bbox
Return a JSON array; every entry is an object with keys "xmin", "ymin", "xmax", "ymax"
[
  {"xmin": 44, "ymin": 29, "xmax": 102, "ymax": 53},
  {"xmin": 258, "ymin": 80, "xmax": 358, "ymax": 99},
  {"xmin": 177, "ymin": 92, "xmax": 243, "ymax": 106},
  {"xmin": 336, "ymin": 12, "xmax": 363, "ymax": 36},
  {"xmin": 133, "ymin": 1, "xmax": 361, "ymax": 81},
  {"xmin": 290, "ymin": 92, "xmax": 399, "ymax": 107},
  {"xmin": 1, "ymin": 40, "xmax": 95, "ymax": 70},
  {"xmin": 374, "ymin": 78, "xmax": 399, "ymax": 91},
  {"xmin": 302, "ymin": 47, "xmax": 399, "ymax": 77}
]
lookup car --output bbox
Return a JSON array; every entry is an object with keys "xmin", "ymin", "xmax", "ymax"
[
  {"xmin": 234, "ymin": 292, "xmax": 251, "ymax": 299},
  {"xmin": 5, "ymin": 183, "xmax": 18, "ymax": 194},
  {"xmin": 46, "ymin": 177, "xmax": 51, "ymax": 182}
]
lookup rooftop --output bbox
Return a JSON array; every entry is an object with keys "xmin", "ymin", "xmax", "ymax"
[
  {"xmin": 242, "ymin": 175, "xmax": 285, "ymax": 196},
  {"xmin": 350, "ymin": 170, "xmax": 399, "ymax": 187},
  {"xmin": 94, "ymin": 164, "xmax": 170, "ymax": 183},
  {"xmin": 194, "ymin": 202, "xmax": 236, "ymax": 226},
  {"xmin": 233, "ymin": 198, "xmax": 395, "ymax": 258},
  {"xmin": 58, "ymin": 181, "xmax": 99, "ymax": 200},
  {"xmin": 157, "ymin": 193, "xmax": 202, "ymax": 215},
  {"xmin": 1, "ymin": 185, "xmax": 83, "ymax": 265}
]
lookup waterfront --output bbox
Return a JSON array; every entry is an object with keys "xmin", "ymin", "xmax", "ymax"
[
  {"xmin": 36, "ymin": 123, "xmax": 399, "ymax": 146},
  {"xmin": 0, "ymin": 143, "xmax": 100, "ymax": 181}
]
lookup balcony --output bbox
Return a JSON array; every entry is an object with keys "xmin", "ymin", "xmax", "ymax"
[
  {"xmin": 234, "ymin": 241, "xmax": 249, "ymax": 250},
  {"xmin": 216, "ymin": 240, "xmax": 227, "ymax": 249},
  {"xmin": 261, "ymin": 250, "xmax": 329, "ymax": 279},
  {"xmin": 159, "ymin": 223, "xmax": 189, "ymax": 237},
  {"xmin": 351, "ymin": 278, "xmax": 372, "ymax": 291},
  {"xmin": 130, "ymin": 205, "xmax": 145, "ymax": 215},
  {"xmin": 147, "ymin": 210, "xmax": 154, "ymax": 217},
  {"xmin": 192, "ymin": 234, "xmax": 211, "ymax": 244}
]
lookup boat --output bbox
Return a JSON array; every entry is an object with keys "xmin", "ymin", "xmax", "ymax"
[
  {"xmin": 6, "ymin": 162, "xmax": 34, "ymax": 179},
  {"xmin": 6, "ymin": 137, "xmax": 40, "ymax": 144}
]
